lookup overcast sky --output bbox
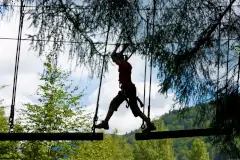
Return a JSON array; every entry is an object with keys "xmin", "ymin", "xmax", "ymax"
[{"xmin": 0, "ymin": 8, "xmax": 176, "ymax": 135}]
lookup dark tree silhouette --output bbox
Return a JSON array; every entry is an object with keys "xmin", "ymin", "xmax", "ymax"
[{"xmin": 1, "ymin": 0, "xmax": 240, "ymax": 157}]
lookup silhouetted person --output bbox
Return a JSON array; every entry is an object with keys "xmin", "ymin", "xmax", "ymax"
[{"xmin": 94, "ymin": 43, "xmax": 156, "ymax": 133}]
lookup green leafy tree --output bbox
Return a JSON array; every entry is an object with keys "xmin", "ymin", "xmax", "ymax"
[
  {"xmin": 74, "ymin": 130, "xmax": 134, "ymax": 160},
  {"xmin": 189, "ymin": 138, "xmax": 210, "ymax": 160},
  {"xmin": 134, "ymin": 120, "xmax": 176, "ymax": 160},
  {"xmin": 0, "ymin": 85, "xmax": 23, "ymax": 159},
  {"xmin": 2, "ymin": 0, "xmax": 240, "ymax": 157},
  {"xmin": 0, "ymin": 106, "xmax": 23, "ymax": 159},
  {"xmin": 18, "ymin": 56, "xmax": 91, "ymax": 160}
]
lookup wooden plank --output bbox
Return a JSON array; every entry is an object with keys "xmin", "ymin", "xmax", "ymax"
[
  {"xmin": 135, "ymin": 128, "xmax": 231, "ymax": 140},
  {"xmin": 0, "ymin": 133, "xmax": 103, "ymax": 141}
]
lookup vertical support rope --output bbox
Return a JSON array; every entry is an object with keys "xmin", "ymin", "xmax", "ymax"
[
  {"xmin": 141, "ymin": 12, "xmax": 150, "ymax": 129},
  {"xmin": 92, "ymin": 55, "xmax": 106, "ymax": 134},
  {"xmin": 226, "ymin": 0, "xmax": 231, "ymax": 95},
  {"xmin": 224, "ymin": 0, "xmax": 231, "ymax": 128},
  {"xmin": 215, "ymin": 6, "xmax": 221, "ymax": 123},
  {"xmin": 217, "ymin": 9, "xmax": 221, "ymax": 101},
  {"xmin": 92, "ymin": 21, "xmax": 110, "ymax": 136},
  {"xmin": 147, "ymin": 0, "xmax": 156, "ymax": 119},
  {"xmin": 237, "ymin": 54, "xmax": 240, "ymax": 95},
  {"xmin": 236, "ymin": 2, "xmax": 240, "ymax": 94},
  {"xmin": 237, "ymin": 53, "xmax": 240, "ymax": 94},
  {"xmin": 9, "ymin": 0, "xmax": 25, "ymax": 133}
]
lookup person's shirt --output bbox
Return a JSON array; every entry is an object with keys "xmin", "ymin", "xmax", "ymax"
[{"xmin": 118, "ymin": 60, "xmax": 132, "ymax": 85}]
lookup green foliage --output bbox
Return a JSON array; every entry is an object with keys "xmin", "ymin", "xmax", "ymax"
[
  {"xmin": 18, "ymin": 57, "xmax": 91, "ymax": 159},
  {"xmin": 20, "ymin": 58, "xmax": 91, "ymax": 132},
  {"xmin": 134, "ymin": 120, "xmax": 176, "ymax": 160},
  {"xmin": 0, "ymin": 107, "xmax": 8, "ymax": 132},
  {"xmin": 123, "ymin": 106, "xmax": 223, "ymax": 160},
  {"xmin": 0, "ymin": 107, "xmax": 22, "ymax": 159},
  {"xmin": 74, "ymin": 130, "xmax": 134, "ymax": 160},
  {"xmin": 2, "ymin": 0, "xmax": 240, "ymax": 156},
  {"xmin": 0, "ymin": 86, "xmax": 23, "ymax": 159},
  {"xmin": 189, "ymin": 139, "xmax": 210, "ymax": 160}
]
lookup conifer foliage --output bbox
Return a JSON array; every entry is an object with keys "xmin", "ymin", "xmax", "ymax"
[{"xmin": 1, "ymin": 0, "xmax": 240, "ymax": 157}]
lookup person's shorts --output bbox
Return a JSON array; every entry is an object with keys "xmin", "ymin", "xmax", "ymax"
[{"xmin": 110, "ymin": 84, "xmax": 142, "ymax": 117}]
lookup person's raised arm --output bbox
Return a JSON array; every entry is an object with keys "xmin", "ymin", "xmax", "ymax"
[
  {"xmin": 111, "ymin": 43, "xmax": 121, "ymax": 56},
  {"xmin": 111, "ymin": 43, "xmax": 122, "ymax": 64},
  {"xmin": 111, "ymin": 43, "xmax": 129, "ymax": 64},
  {"xmin": 119, "ymin": 43, "xmax": 129, "ymax": 55}
]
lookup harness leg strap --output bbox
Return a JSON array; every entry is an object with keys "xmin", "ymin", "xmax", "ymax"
[
  {"xmin": 125, "ymin": 99, "xmax": 130, "ymax": 108},
  {"xmin": 125, "ymin": 97, "xmax": 144, "ymax": 109},
  {"xmin": 136, "ymin": 97, "xmax": 144, "ymax": 108}
]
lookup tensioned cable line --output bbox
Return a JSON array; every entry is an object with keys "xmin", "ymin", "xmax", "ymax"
[
  {"xmin": 147, "ymin": 0, "xmax": 156, "ymax": 120},
  {"xmin": 0, "ymin": 37, "xmax": 144, "ymax": 45},
  {"xmin": 237, "ymin": 50, "xmax": 240, "ymax": 94},
  {"xmin": 225, "ymin": 0, "xmax": 232, "ymax": 95},
  {"xmin": 92, "ymin": 12, "xmax": 111, "ymax": 135},
  {"xmin": 0, "ymin": 37, "xmax": 235, "ymax": 45},
  {"xmin": 2, "ymin": 3, "xmax": 240, "ymax": 10},
  {"xmin": 1, "ymin": 4, "xmax": 154, "ymax": 10},
  {"xmin": 141, "ymin": 12, "xmax": 150, "ymax": 130},
  {"xmin": 9, "ymin": 0, "xmax": 25, "ymax": 133}
]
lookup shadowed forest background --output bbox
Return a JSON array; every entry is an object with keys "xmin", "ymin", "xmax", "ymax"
[
  {"xmin": 1, "ymin": 0, "xmax": 240, "ymax": 159},
  {"xmin": 0, "ymin": 60, "xmax": 232, "ymax": 160}
]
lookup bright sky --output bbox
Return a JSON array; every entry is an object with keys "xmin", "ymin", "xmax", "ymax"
[{"xmin": 0, "ymin": 9, "xmax": 176, "ymax": 135}]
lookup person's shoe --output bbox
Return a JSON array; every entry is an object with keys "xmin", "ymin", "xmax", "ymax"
[
  {"xmin": 142, "ymin": 122, "xmax": 156, "ymax": 133},
  {"xmin": 94, "ymin": 121, "xmax": 109, "ymax": 130}
]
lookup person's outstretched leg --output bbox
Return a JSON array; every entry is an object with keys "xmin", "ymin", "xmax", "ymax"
[
  {"xmin": 139, "ymin": 112, "xmax": 156, "ymax": 132},
  {"xmin": 128, "ymin": 84, "xmax": 156, "ymax": 132},
  {"xmin": 94, "ymin": 108, "xmax": 115, "ymax": 130},
  {"xmin": 132, "ymin": 107, "xmax": 156, "ymax": 132},
  {"xmin": 94, "ymin": 91, "xmax": 124, "ymax": 130}
]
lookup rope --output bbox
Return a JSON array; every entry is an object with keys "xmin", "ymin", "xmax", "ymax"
[
  {"xmin": 215, "ymin": 7, "xmax": 221, "ymax": 122},
  {"xmin": 141, "ymin": 13, "xmax": 150, "ymax": 129},
  {"xmin": 0, "ymin": 4, "xmax": 161, "ymax": 10},
  {"xmin": 237, "ymin": 54, "xmax": 240, "ymax": 94},
  {"xmin": 217, "ymin": 9, "xmax": 221, "ymax": 100},
  {"xmin": 0, "ymin": 37, "xmax": 234, "ymax": 45},
  {"xmin": 9, "ymin": 0, "xmax": 25, "ymax": 133},
  {"xmin": 92, "ymin": 14, "xmax": 111, "ymax": 136},
  {"xmin": 3, "ymin": 3, "xmax": 240, "ymax": 11},
  {"xmin": 225, "ymin": 1, "xmax": 231, "ymax": 95},
  {"xmin": 223, "ymin": 0, "xmax": 234, "ymax": 101},
  {"xmin": 92, "ymin": 54, "xmax": 106, "ymax": 135},
  {"xmin": 147, "ymin": 0, "xmax": 156, "ymax": 119}
]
